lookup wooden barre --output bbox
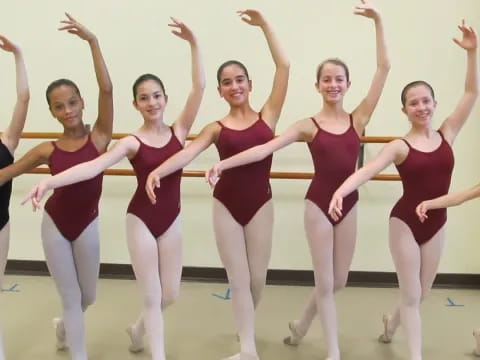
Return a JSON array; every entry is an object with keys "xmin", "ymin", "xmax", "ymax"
[
  {"xmin": 19, "ymin": 132, "xmax": 398, "ymax": 144},
  {"xmin": 19, "ymin": 132, "xmax": 400, "ymax": 181},
  {"xmin": 26, "ymin": 167, "xmax": 400, "ymax": 181}
]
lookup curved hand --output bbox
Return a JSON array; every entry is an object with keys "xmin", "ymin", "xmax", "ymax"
[
  {"xmin": 237, "ymin": 9, "xmax": 267, "ymax": 27},
  {"xmin": 0, "ymin": 35, "xmax": 20, "ymax": 53},
  {"xmin": 453, "ymin": 19, "xmax": 477, "ymax": 51},
  {"xmin": 21, "ymin": 181, "xmax": 49, "ymax": 212},
  {"xmin": 353, "ymin": 0, "xmax": 380, "ymax": 20},
  {"xmin": 59, "ymin": 13, "xmax": 96, "ymax": 42},
  {"xmin": 328, "ymin": 192, "xmax": 344, "ymax": 222},
  {"xmin": 168, "ymin": 17, "xmax": 197, "ymax": 43},
  {"xmin": 145, "ymin": 171, "xmax": 161, "ymax": 204},
  {"xmin": 205, "ymin": 163, "xmax": 223, "ymax": 189},
  {"xmin": 415, "ymin": 201, "xmax": 430, "ymax": 223}
]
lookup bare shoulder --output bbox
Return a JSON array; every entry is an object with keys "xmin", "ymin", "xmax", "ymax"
[{"xmin": 387, "ymin": 139, "xmax": 409, "ymax": 164}]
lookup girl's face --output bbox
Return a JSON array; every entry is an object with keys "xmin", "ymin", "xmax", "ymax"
[
  {"xmin": 316, "ymin": 63, "xmax": 350, "ymax": 104},
  {"xmin": 217, "ymin": 64, "xmax": 252, "ymax": 106},
  {"xmin": 49, "ymin": 85, "xmax": 84, "ymax": 128},
  {"xmin": 133, "ymin": 79, "xmax": 168, "ymax": 121},
  {"xmin": 402, "ymin": 85, "xmax": 436, "ymax": 126}
]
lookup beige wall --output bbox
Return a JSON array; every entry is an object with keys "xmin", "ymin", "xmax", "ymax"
[{"xmin": 1, "ymin": 0, "xmax": 479, "ymax": 272}]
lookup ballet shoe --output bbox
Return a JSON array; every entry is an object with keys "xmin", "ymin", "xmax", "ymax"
[
  {"xmin": 283, "ymin": 320, "xmax": 305, "ymax": 346},
  {"xmin": 53, "ymin": 318, "xmax": 68, "ymax": 351},
  {"xmin": 378, "ymin": 314, "xmax": 393, "ymax": 344},
  {"xmin": 126, "ymin": 325, "xmax": 144, "ymax": 353},
  {"xmin": 473, "ymin": 328, "xmax": 480, "ymax": 356}
]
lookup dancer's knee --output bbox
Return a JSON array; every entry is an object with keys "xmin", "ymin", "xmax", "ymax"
[
  {"xmin": 161, "ymin": 285, "xmax": 180, "ymax": 309},
  {"xmin": 142, "ymin": 291, "xmax": 162, "ymax": 310},
  {"xmin": 333, "ymin": 275, "xmax": 348, "ymax": 293},
  {"xmin": 81, "ymin": 290, "xmax": 96, "ymax": 310},
  {"xmin": 400, "ymin": 288, "xmax": 421, "ymax": 307},
  {"xmin": 314, "ymin": 277, "xmax": 334, "ymax": 297}
]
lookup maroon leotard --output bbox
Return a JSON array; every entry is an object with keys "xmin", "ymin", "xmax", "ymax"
[
  {"xmin": 390, "ymin": 130, "xmax": 454, "ymax": 245},
  {"xmin": 305, "ymin": 115, "xmax": 361, "ymax": 225},
  {"xmin": 127, "ymin": 129, "xmax": 183, "ymax": 238},
  {"xmin": 44, "ymin": 135, "xmax": 103, "ymax": 242},
  {"xmin": 214, "ymin": 115, "xmax": 273, "ymax": 226}
]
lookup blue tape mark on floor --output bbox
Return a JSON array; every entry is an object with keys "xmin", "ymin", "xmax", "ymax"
[
  {"xmin": 212, "ymin": 288, "xmax": 231, "ymax": 300},
  {"xmin": 446, "ymin": 297, "xmax": 464, "ymax": 307},
  {"xmin": 1, "ymin": 283, "xmax": 19, "ymax": 292}
]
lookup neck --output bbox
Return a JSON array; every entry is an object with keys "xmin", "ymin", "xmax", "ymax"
[
  {"xmin": 319, "ymin": 101, "xmax": 346, "ymax": 119},
  {"xmin": 408, "ymin": 123, "xmax": 435, "ymax": 137},
  {"xmin": 228, "ymin": 102, "xmax": 255, "ymax": 119},
  {"xmin": 140, "ymin": 119, "xmax": 168, "ymax": 134},
  {"xmin": 62, "ymin": 124, "xmax": 89, "ymax": 138}
]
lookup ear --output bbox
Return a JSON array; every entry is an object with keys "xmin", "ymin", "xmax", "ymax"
[
  {"xmin": 164, "ymin": 95, "xmax": 169, "ymax": 104},
  {"xmin": 401, "ymin": 106, "xmax": 407, "ymax": 115},
  {"xmin": 80, "ymin": 97, "xmax": 85, "ymax": 110},
  {"xmin": 248, "ymin": 79, "xmax": 253, "ymax": 92},
  {"xmin": 346, "ymin": 81, "xmax": 351, "ymax": 89},
  {"xmin": 217, "ymin": 85, "xmax": 223, "ymax": 98},
  {"xmin": 132, "ymin": 99, "xmax": 139, "ymax": 110}
]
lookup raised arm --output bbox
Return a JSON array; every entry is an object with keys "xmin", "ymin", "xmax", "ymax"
[
  {"xmin": 169, "ymin": 18, "xmax": 206, "ymax": 143},
  {"xmin": 238, "ymin": 9, "xmax": 289, "ymax": 128},
  {"xmin": 0, "ymin": 36, "xmax": 30, "ymax": 153},
  {"xmin": 59, "ymin": 13, "xmax": 114, "ymax": 151},
  {"xmin": 440, "ymin": 20, "xmax": 478, "ymax": 144},
  {"xmin": 351, "ymin": 0, "xmax": 390, "ymax": 132},
  {"xmin": 416, "ymin": 182, "xmax": 480, "ymax": 222},
  {"xmin": 206, "ymin": 119, "xmax": 310, "ymax": 187},
  {"xmin": 328, "ymin": 139, "xmax": 403, "ymax": 221},
  {"xmin": 23, "ymin": 137, "xmax": 136, "ymax": 210}
]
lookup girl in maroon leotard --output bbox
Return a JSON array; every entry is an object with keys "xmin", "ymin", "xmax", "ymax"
[
  {"xmin": 205, "ymin": 2, "xmax": 389, "ymax": 359},
  {"xmin": 24, "ymin": 19, "xmax": 204, "ymax": 360},
  {"xmin": 329, "ymin": 20, "xmax": 478, "ymax": 360},
  {"xmin": 0, "ymin": 35, "xmax": 30, "ymax": 360},
  {"xmin": 145, "ymin": 10, "xmax": 289, "ymax": 360},
  {"xmin": 0, "ymin": 14, "xmax": 112, "ymax": 360}
]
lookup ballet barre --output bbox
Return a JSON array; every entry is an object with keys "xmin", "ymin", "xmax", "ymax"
[{"xmin": 19, "ymin": 132, "xmax": 401, "ymax": 181}]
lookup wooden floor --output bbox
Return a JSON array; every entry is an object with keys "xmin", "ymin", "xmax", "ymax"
[{"xmin": 1, "ymin": 275, "xmax": 479, "ymax": 359}]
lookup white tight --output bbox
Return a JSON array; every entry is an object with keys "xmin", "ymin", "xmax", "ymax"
[
  {"xmin": 386, "ymin": 218, "xmax": 445, "ymax": 360},
  {"xmin": 213, "ymin": 198, "xmax": 273, "ymax": 358},
  {"xmin": 0, "ymin": 222, "xmax": 9, "ymax": 360},
  {"xmin": 126, "ymin": 214, "xmax": 182, "ymax": 360},
  {"xmin": 41, "ymin": 212, "xmax": 100, "ymax": 360},
  {"xmin": 299, "ymin": 200, "xmax": 357, "ymax": 360}
]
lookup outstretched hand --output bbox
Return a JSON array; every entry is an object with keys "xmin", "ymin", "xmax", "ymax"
[
  {"xmin": 237, "ymin": 9, "xmax": 267, "ymax": 27},
  {"xmin": 21, "ymin": 181, "xmax": 49, "ymax": 212},
  {"xmin": 169, "ymin": 17, "xmax": 196, "ymax": 43},
  {"xmin": 353, "ymin": 0, "xmax": 380, "ymax": 20},
  {"xmin": 145, "ymin": 171, "xmax": 161, "ymax": 204},
  {"xmin": 59, "ymin": 13, "xmax": 96, "ymax": 42},
  {"xmin": 453, "ymin": 19, "xmax": 477, "ymax": 51},
  {"xmin": 0, "ymin": 35, "xmax": 20, "ymax": 54},
  {"xmin": 205, "ymin": 163, "xmax": 223, "ymax": 189}
]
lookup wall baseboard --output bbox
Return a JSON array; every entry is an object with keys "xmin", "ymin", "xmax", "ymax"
[{"xmin": 5, "ymin": 259, "xmax": 480, "ymax": 289}]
